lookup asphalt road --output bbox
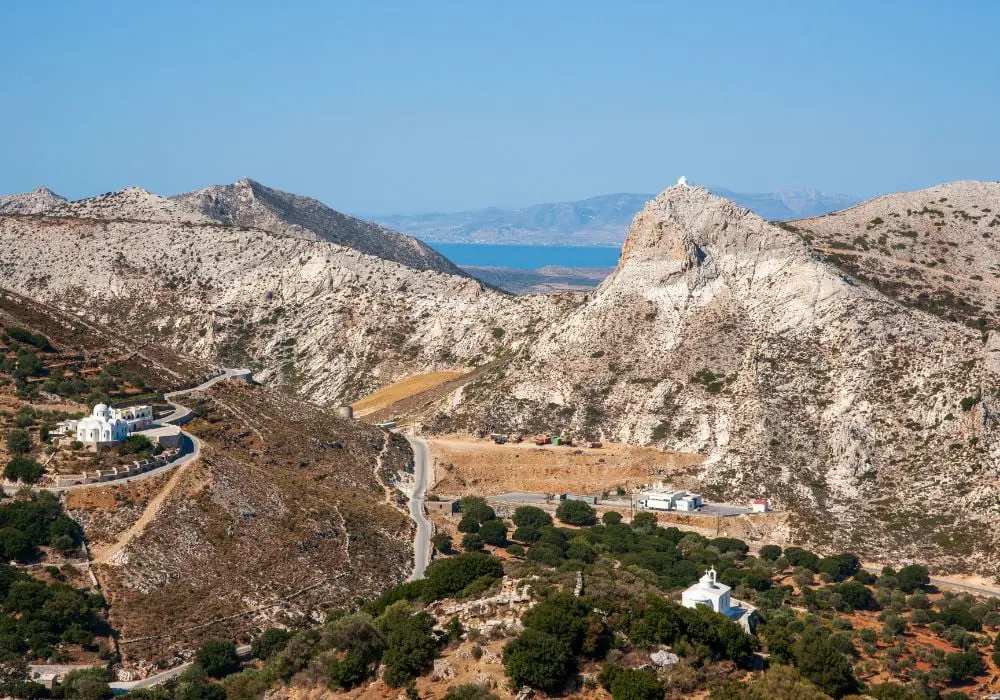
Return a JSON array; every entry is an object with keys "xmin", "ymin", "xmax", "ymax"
[
  {"xmin": 109, "ymin": 645, "xmax": 251, "ymax": 692},
  {"xmin": 405, "ymin": 435, "xmax": 432, "ymax": 581}
]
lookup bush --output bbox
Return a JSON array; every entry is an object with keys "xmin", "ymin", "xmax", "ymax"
[
  {"xmin": 503, "ymin": 628, "xmax": 574, "ymax": 694},
  {"xmin": 512, "ymin": 525, "xmax": 541, "ymax": 543},
  {"xmin": 431, "ymin": 533, "xmax": 453, "ymax": 553},
  {"xmin": 252, "ymin": 627, "xmax": 292, "ymax": 660},
  {"xmin": 783, "ymin": 547, "xmax": 820, "ymax": 571},
  {"xmin": 896, "ymin": 564, "xmax": 929, "ymax": 593},
  {"xmin": 512, "ymin": 506, "xmax": 552, "ymax": 528},
  {"xmin": 599, "ymin": 664, "xmax": 664, "ymax": 700},
  {"xmin": 419, "ymin": 553, "xmax": 504, "ymax": 602},
  {"xmin": 459, "ymin": 496, "xmax": 496, "ymax": 524},
  {"xmin": 759, "ymin": 544, "xmax": 782, "ymax": 561},
  {"xmin": 631, "ymin": 512, "xmax": 657, "ymax": 531},
  {"xmin": 942, "ymin": 650, "xmax": 984, "ymax": 682},
  {"xmin": 377, "ymin": 606, "xmax": 438, "ymax": 688},
  {"xmin": 5, "ymin": 457, "xmax": 43, "ymax": 484},
  {"xmin": 462, "ymin": 534, "xmax": 484, "ymax": 552},
  {"xmin": 837, "ymin": 580, "xmax": 877, "ymax": 611},
  {"xmin": 5, "ymin": 328, "xmax": 53, "ymax": 352},
  {"xmin": 522, "ymin": 593, "xmax": 592, "ymax": 654},
  {"xmin": 6, "ymin": 431, "xmax": 31, "ymax": 456},
  {"xmin": 119, "ymin": 434, "xmax": 155, "ymax": 455},
  {"xmin": 555, "ymin": 500, "xmax": 597, "ymax": 526},
  {"xmin": 457, "ymin": 517, "xmax": 480, "ymax": 534},
  {"xmin": 443, "ymin": 683, "xmax": 500, "ymax": 700},
  {"xmin": 602, "ymin": 511, "xmax": 623, "ymax": 525},
  {"xmin": 506, "ymin": 544, "xmax": 525, "ymax": 557},
  {"xmin": 59, "ymin": 668, "xmax": 111, "ymax": 700},
  {"xmin": 478, "ymin": 519, "xmax": 508, "ymax": 547},
  {"xmin": 791, "ymin": 628, "xmax": 858, "ymax": 697},
  {"xmin": 196, "ymin": 639, "xmax": 241, "ymax": 678}
]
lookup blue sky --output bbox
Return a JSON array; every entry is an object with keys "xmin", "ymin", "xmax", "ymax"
[{"xmin": 1, "ymin": 1, "xmax": 997, "ymax": 214}]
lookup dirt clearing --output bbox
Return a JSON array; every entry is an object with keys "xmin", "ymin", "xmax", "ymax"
[
  {"xmin": 428, "ymin": 435, "xmax": 704, "ymax": 497},
  {"xmin": 351, "ymin": 371, "xmax": 467, "ymax": 417}
]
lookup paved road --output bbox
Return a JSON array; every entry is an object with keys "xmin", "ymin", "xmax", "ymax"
[
  {"xmin": 110, "ymin": 645, "xmax": 251, "ymax": 692},
  {"xmin": 162, "ymin": 368, "xmax": 252, "ymax": 423},
  {"xmin": 405, "ymin": 435, "xmax": 432, "ymax": 581}
]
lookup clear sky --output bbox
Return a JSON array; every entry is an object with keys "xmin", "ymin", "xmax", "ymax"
[{"xmin": 1, "ymin": 1, "xmax": 997, "ymax": 214}]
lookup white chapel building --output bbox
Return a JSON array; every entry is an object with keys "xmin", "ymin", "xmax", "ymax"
[
  {"xmin": 682, "ymin": 568, "xmax": 733, "ymax": 614},
  {"xmin": 681, "ymin": 568, "xmax": 757, "ymax": 633},
  {"xmin": 75, "ymin": 404, "xmax": 129, "ymax": 447}
]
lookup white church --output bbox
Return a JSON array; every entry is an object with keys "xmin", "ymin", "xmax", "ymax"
[
  {"xmin": 681, "ymin": 568, "xmax": 757, "ymax": 633},
  {"xmin": 75, "ymin": 404, "xmax": 129, "ymax": 447}
]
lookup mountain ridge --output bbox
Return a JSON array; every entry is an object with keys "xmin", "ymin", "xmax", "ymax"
[{"xmin": 372, "ymin": 187, "xmax": 858, "ymax": 246}]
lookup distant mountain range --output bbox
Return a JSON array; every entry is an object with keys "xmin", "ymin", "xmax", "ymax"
[{"xmin": 372, "ymin": 188, "xmax": 858, "ymax": 246}]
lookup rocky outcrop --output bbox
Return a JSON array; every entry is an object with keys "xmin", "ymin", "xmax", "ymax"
[
  {"xmin": 0, "ymin": 186, "xmax": 66, "ymax": 214},
  {"xmin": 173, "ymin": 178, "xmax": 466, "ymax": 275}
]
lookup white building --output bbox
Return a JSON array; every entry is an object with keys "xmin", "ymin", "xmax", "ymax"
[
  {"xmin": 751, "ymin": 499, "xmax": 770, "ymax": 513},
  {"xmin": 639, "ymin": 489, "xmax": 703, "ymax": 512},
  {"xmin": 682, "ymin": 568, "xmax": 733, "ymax": 614},
  {"xmin": 111, "ymin": 405, "xmax": 153, "ymax": 432},
  {"xmin": 681, "ymin": 568, "xmax": 758, "ymax": 633},
  {"xmin": 75, "ymin": 404, "xmax": 129, "ymax": 447}
]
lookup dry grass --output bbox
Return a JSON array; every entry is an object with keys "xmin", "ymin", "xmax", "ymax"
[
  {"xmin": 352, "ymin": 371, "xmax": 468, "ymax": 417},
  {"xmin": 428, "ymin": 435, "xmax": 704, "ymax": 497}
]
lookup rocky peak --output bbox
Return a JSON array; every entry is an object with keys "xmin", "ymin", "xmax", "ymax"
[
  {"xmin": 47, "ymin": 187, "xmax": 212, "ymax": 223},
  {"xmin": 617, "ymin": 182, "xmax": 800, "ymax": 271},
  {"xmin": 0, "ymin": 186, "xmax": 67, "ymax": 215},
  {"xmin": 173, "ymin": 179, "xmax": 468, "ymax": 276}
]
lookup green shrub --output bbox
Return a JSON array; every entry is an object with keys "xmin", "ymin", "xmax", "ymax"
[
  {"xmin": 5, "ymin": 457, "xmax": 43, "ymax": 484},
  {"xmin": 196, "ymin": 639, "xmax": 241, "ymax": 678},
  {"xmin": 503, "ymin": 628, "xmax": 573, "ymax": 694},
  {"xmin": 478, "ymin": 519, "xmax": 508, "ymax": 547},
  {"xmin": 5, "ymin": 430, "xmax": 32, "ymax": 456},
  {"xmin": 512, "ymin": 506, "xmax": 552, "ymax": 528},
  {"xmin": 555, "ymin": 500, "xmax": 596, "ymax": 526},
  {"xmin": 251, "ymin": 628, "xmax": 292, "ymax": 660}
]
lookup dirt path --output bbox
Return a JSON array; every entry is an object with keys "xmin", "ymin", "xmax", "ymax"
[{"xmin": 90, "ymin": 461, "xmax": 192, "ymax": 565}]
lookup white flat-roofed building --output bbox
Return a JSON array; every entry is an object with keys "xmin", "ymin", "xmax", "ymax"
[
  {"xmin": 111, "ymin": 405, "xmax": 154, "ymax": 432},
  {"xmin": 638, "ymin": 489, "xmax": 703, "ymax": 512}
]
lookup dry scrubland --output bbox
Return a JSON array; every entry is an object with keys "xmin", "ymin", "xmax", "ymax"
[{"xmin": 97, "ymin": 381, "xmax": 414, "ymax": 666}]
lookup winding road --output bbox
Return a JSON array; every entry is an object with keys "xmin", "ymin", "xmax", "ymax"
[
  {"xmin": 405, "ymin": 434, "xmax": 432, "ymax": 581},
  {"xmin": 14, "ymin": 369, "xmax": 253, "ymax": 495}
]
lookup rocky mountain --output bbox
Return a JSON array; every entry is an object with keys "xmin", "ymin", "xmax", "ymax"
[
  {"xmin": 783, "ymin": 181, "xmax": 1000, "ymax": 330},
  {"xmin": 173, "ymin": 178, "xmax": 465, "ymax": 275},
  {"xmin": 432, "ymin": 183, "xmax": 999, "ymax": 571},
  {"xmin": 0, "ymin": 185, "xmax": 66, "ymax": 214},
  {"xmin": 0, "ymin": 186, "xmax": 567, "ymax": 407},
  {"xmin": 2, "ymin": 178, "xmax": 998, "ymax": 573},
  {"xmin": 374, "ymin": 188, "xmax": 857, "ymax": 246}
]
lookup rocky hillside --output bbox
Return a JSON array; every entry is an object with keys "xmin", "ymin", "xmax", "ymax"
[
  {"xmin": 92, "ymin": 381, "xmax": 414, "ymax": 665},
  {"xmin": 785, "ymin": 180, "xmax": 1000, "ymax": 330},
  {"xmin": 174, "ymin": 178, "xmax": 465, "ymax": 275},
  {"xmin": 0, "ymin": 185, "xmax": 66, "ymax": 214},
  {"xmin": 0, "ymin": 190, "xmax": 568, "ymax": 406},
  {"xmin": 436, "ymin": 184, "xmax": 1000, "ymax": 572}
]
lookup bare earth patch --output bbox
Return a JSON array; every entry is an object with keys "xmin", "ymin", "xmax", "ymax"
[
  {"xmin": 351, "ymin": 371, "xmax": 468, "ymax": 417},
  {"xmin": 428, "ymin": 435, "xmax": 704, "ymax": 497}
]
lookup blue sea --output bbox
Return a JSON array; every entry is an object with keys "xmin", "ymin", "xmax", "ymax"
[{"xmin": 428, "ymin": 243, "xmax": 621, "ymax": 270}]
